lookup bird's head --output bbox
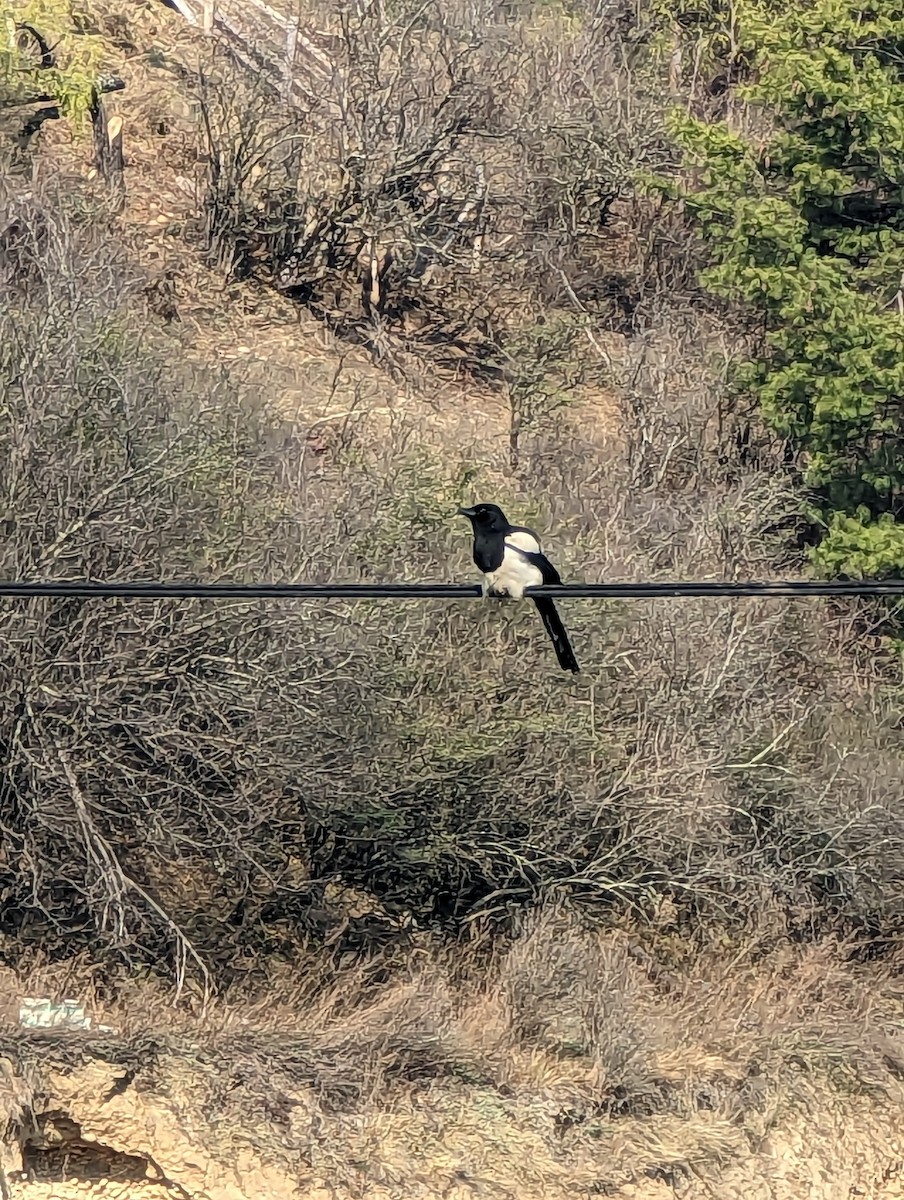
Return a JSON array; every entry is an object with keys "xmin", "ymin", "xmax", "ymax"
[{"xmin": 458, "ymin": 503, "xmax": 508, "ymax": 530}]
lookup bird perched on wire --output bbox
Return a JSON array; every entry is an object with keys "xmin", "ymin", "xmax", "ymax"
[{"xmin": 458, "ymin": 502, "xmax": 580, "ymax": 674}]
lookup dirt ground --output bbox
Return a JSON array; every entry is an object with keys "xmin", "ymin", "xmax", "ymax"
[
  {"xmin": 3, "ymin": 1035, "xmax": 904, "ymax": 1200},
  {"xmin": 3, "ymin": 933, "xmax": 904, "ymax": 1200}
]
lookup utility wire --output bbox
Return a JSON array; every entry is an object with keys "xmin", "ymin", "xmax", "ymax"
[{"xmin": 0, "ymin": 581, "xmax": 902, "ymax": 599}]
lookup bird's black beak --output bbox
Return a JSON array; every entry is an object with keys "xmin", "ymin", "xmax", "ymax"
[{"xmin": 458, "ymin": 506, "xmax": 477, "ymax": 519}]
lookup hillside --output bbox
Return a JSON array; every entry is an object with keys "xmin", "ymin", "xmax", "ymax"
[
  {"xmin": 3, "ymin": 0, "xmax": 904, "ymax": 1198},
  {"xmin": 85, "ymin": 0, "xmax": 627, "ymax": 465}
]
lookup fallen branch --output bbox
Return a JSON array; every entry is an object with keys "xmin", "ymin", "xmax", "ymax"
[
  {"xmin": 1, "ymin": 74, "xmax": 126, "ymax": 109},
  {"xmin": 17, "ymin": 105, "xmax": 59, "ymax": 149},
  {"xmin": 15, "ymin": 22, "xmax": 55, "ymax": 70}
]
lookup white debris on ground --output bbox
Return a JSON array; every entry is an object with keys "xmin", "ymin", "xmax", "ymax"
[{"xmin": 18, "ymin": 998, "xmax": 117, "ymax": 1033}]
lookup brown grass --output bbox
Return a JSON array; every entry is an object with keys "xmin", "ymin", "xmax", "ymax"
[{"xmin": 3, "ymin": 916, "xmax": 904, "ymax": 1198}]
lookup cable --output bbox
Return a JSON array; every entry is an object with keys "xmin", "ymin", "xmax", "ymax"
[
  {"xmin": 0, "ymin": 582, "xmax": 481, "ymax": 599},
  {"xmin": 0, "ymin": 580, "xmax": 902, "ymax": 599}
]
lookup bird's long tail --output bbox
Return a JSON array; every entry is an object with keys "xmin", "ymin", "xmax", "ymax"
[{"xmin": 532, "ymin": 597, "xmax": 580, "ymax": 674}]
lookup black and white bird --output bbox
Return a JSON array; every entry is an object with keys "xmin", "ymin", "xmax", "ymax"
[{"xmin": 458, "ymin": 502, "xmax": 580, "ymax": 674}]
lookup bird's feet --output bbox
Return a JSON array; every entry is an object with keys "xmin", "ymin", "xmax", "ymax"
[{"xmin": 483, "ymin": 581, "xmax": 510, "ymax": 600}]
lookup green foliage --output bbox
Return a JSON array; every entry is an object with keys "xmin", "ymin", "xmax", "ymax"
[
  {"xmin": 644, "ymin": 0, "xmax": 784, "ymax": 79},
  {"xmin": 669, "ymin": 0, "xmax": 904, "ymax": 576},
  {"xmin": 645, "ymin": 0, "xmax": 734, "ymax": 65},
  {"xmin": 810, "ymin": 510, "xmax": 904, "ymax": 580},
  {"xmin": 1, "ymin": 0, "xmax": 102, "ymax": 124}
]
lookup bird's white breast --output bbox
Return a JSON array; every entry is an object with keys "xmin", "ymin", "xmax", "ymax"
[{"xmin": 484, "ymin": 532, "xmax": 543, "ymax": 599}]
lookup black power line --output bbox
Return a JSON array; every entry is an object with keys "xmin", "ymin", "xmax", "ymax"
[{"xmin": 0, "ymin": 581, "xmax": 901, "ymax": 599}]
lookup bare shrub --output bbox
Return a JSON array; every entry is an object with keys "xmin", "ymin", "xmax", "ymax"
[
  {"xmin": 3, "ymin": 128, "xmax": 904, "ymax": 1001},
  {"xmin": 195, "ymin": 4, "xmax": 502, "ymax": 364},
  {"xmin": 0, "ymin": 181, "xmax": 360, "ymax": 990},
  {"xmin": 191, "ymin": 0, "xmax": 672, "ymax": 379},
  {"xmin": 0, "ymin": 176, "xmax": 625, "ymax": 989}
]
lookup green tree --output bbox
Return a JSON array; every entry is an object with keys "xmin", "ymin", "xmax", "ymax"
[
  {"xmin": 668, "ymin": 0, "xmax": 904, "ymax": 576},
  {"xmin": 1, "ymin": 0, "xmax": 101, "ymax": 123}
]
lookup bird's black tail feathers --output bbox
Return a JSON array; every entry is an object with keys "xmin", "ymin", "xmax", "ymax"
[{"xmin": 532, "ymin": 597, "xmax": 580, "ymax": 674}]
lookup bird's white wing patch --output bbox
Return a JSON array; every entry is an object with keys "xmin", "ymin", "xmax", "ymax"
[{"xmin": 505, "ymin": 529, "xmax": 541, "ymax": 554}]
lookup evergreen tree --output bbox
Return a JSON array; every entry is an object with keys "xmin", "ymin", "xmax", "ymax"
[{"xmin": 669, "ymin": 0, "xmax": 904, "ymax": 577}]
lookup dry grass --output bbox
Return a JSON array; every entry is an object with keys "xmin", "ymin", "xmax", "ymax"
[{"xmin": 3, "ymin": 914, "xmax": 904, "ymax": 1198}]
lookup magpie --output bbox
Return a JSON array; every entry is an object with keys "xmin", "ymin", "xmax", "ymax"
[{"xmin": 458, "ymin": 502, "xmax": 580, "ymax": 674}]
